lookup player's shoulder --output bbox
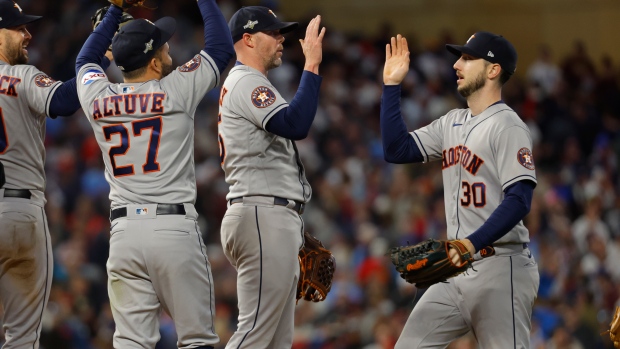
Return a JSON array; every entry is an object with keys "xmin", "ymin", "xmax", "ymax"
[
  {"xmin": 489, "ymin": 103, "xmax": 527, "ymax": 128},
  {"xmin": 224, "ymin": 65, "xmax": 269, "ymax": 88},
  {"xmin": 441, "ymin": 108, "xmax": 469, "ymax": 123}
]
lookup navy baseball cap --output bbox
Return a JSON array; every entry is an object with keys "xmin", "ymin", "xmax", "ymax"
[
  {"xmin": 446, "ymin": 31, "xmax": 517, "ymax": 75},
  {"xmin": 112, "ymin": 17, "xmax": 176, "ymax": 72},
  {"xmin": 229, "ymin": 6, "xmax": 298, "ymax": 43},
  {"xmin": 0, "ymin": 0, "xmax": 41, "ymax": 29}
]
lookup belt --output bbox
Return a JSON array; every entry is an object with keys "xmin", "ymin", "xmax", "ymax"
[
  {"xmin": 229, "ymin": 196, "xmax": 305, "ymax": 214},
  {"xmin": 478, "ymin": 243, "xmax": 528, "ymax": 259},
  {"xmin": 110, "ymin": 204, "xmax": 186, "ymax": 221},
  {"xmin": 3, "ymin": 189, "xmax": 32, "ymax": 199}
]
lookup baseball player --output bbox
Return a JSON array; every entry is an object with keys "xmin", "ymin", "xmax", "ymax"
[
  {"xmin": 74, "ymin": 2, "xmax": 233, "ymax": 348},
  {"xmin": 0, "ymin": 1, "xmax": 108, "ymax": 347},
  {"xmin": 381, "ymin": 33, "xmax": 539, "ymax": 348},
  {"xmin": 218, "ymin": 7, "xmax": 325, "ymax": 348}
]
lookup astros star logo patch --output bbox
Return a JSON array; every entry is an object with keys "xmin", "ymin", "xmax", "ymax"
[
  {"xmin": 34, "ymin": 74, "xmax": 56, "ymax": 87},
  {"xmin": 179, "ymin": 56, "xmax": 201, "ymax": 72},
  {"xmin": 517, "ymin": 147, "xmax": 535, "ymax": 170},
  {"xmin": 251, "ymin": 86, "xmax": 276, "ymax": 108}
]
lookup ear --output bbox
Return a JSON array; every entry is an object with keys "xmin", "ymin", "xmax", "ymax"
[
  {"xmin": 487, "ymin": 63, "xmax": 502, "ymax": 80},
  {"xmin": 149, "ymin": 56, "xmax": 161, "ymax": 75},
  {"xmin": 241, "ymin": 33, "xmax": 255, "ymax": 48}
]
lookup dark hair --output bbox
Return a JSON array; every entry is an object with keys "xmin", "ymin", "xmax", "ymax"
[{"xmin": 499, "ymin": 69, "xmax": 512, "ymax": 85}]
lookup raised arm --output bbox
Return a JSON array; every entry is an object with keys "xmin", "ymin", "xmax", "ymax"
[
  {"xmin": 198, "ymin": 0, "xmax": 234, "ymax": 74},
  {"xmin": 380, "ymin": 35, "xmax": 423, "ymax": 163},
  {"xmin": 75, "ymin": 4, "xmax": 122, "ymax": 74},
  {"xmin": 265, "ymin": 15, "xmax": 325, "ymax": 140}
]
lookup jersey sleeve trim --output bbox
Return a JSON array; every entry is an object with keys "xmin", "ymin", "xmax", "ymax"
[
  {"xmin": 260, "ymin": 102, "xmax": 289, "ymax": 129},
  {"xmin": 502, "ymin": 175, "xmax": 537, "ymax": 190},
  {"xmin": 44, "ymin": 81, "xmax": 62, "ymax": 117},
  {"xmin": 200, "ymin": 51, "xmax": 220, "ymax": 87},
  {"xmin": 411, "ymin": 131, "xmax": 429, "ymax": 163}
]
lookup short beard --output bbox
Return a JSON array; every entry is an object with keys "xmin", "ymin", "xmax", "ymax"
[
  {"xmin": 458, "ymin": 69, "xmax": 486, "ymax": 98},
  {"xmin": 4, "ymin": 34, "xmax": 27, "ymax": 65},
  {"xmin": 264, "ymin": 54, "xmax": 282, "ymax": 71},
  {"xmin": 161, "ymin": 61, "xmax": 173, "ymax": 78}
]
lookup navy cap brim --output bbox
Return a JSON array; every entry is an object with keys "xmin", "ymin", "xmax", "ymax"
[
  {"xmin": 154, "ymin": 17, "xmax": 176, "ymax": 46},
  {"xmin": 446, "ymin": 44, "xmax": 483, "ymax": 59},
  {"xmin": 263, "ymin": 21, "xmax": 298, "ymax": 35},
  {"xmin": 2, "ymin": 14, "xmax": 42, "ymax": 29}
]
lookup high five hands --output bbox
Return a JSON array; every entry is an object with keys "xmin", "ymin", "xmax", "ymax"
[
  {"xmin": 300, "ymin": 15, "xmax": 326, "ymax": 74},
  {"xmin": 383, "ymin": 34, "xmax": 410, "ymax": 85}
]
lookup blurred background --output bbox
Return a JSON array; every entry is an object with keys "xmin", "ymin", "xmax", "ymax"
[{"xmin": 1, "ymin": 0, "xmax": 619, "ymax": 348}]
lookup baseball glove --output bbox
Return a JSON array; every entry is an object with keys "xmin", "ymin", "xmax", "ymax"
[
  {"xmin": 603, "ymin": 306, "xmax": 620, "ymax": 347},
  {"xmin": 107, "ymin": 0, "xmax": 149, "ymax": 10},
  {"xmin": 297, "ymin": 232, "xmax": 336, "ymax": 303},
  {"xmin": 389, "ymin": 238, "xmax": 474, "ymax": 289},
  {"xmin": 92, "ymin": 6, "xmax": 135, "ymax": 31}
]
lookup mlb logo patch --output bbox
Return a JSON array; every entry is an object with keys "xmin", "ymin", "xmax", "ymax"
[
  {"xmin": 136, "ymin": 208, "xmax": 149, "ymax": 215},
  {"xmin": 122, "ymin": 86, "xmax": 135, "ymax": 94}
]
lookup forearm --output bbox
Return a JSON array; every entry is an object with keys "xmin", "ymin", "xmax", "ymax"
[
  {"xmin": 381, "ymin": 84, "xmax": 423, "ymax": 163},
  {"xmin": 49, "ymin": 78, "xmax": 80, "ymax": 117},
  {"xmin": 265, "ymin": 71, "xmax": 322, "ymax": 140},
  {"xmin": 76, "ymin": 5, "xmax": 121, "ymax": 73},
  {"xmin": 199, "ymin": 0, "xmax": 234, "ymax": 74},
  {"xmin": 467, "ymin": 181, "xmax": 535, "ymax": 251}
]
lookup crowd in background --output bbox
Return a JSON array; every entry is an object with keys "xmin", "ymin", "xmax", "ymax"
[{"xmin": 1, "ymin": 0, "xmax": 619, "ymax": 348}]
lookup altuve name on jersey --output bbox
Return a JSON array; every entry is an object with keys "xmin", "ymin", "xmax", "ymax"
[
  {"xmin": 91, "ymin": 93, "xmax": 165, "ymax": 120},
  {"xmin": 0, "ymin": 75, "xmax": 21, "ymax": 97},
  {"xmin": 441, "ymin": 145, "xmax": 485, "ymax": 175}
]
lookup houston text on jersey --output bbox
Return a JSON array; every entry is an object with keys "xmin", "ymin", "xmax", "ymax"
[{"xmin": 441, "ymin": 145, "xmax": 485, "ymax": 175}]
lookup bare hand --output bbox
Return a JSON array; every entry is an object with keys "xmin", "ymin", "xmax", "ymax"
[
  {"xmin": 383, "ymin": 34, "xmax": 410, "ymax": 85},
  {"xmin": 105, "ymin": 50, "xmax": 114, "ymax": 62},
  {"xmin": 449, "ymin": 239, "xmax": 475, "ymax": 267},
  {"xmin": 300, "ymin": 15, "xmax": 326, "ymax": 74}
]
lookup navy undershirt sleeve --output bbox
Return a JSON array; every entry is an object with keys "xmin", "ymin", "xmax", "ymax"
[
  {"xmin": 75, "ymin": 5, "xmax": 121, "ymax": 73},
  {"xmin": 50, "ymin": 57, "xmax": 110, "ymax": 118},
  {"xmin": 467, "ymin": 180, "xmax": 536, "ymax": 252},
  {"xmin": 380, "ymin": 84, "xmax": 423, "ymax": 163},
  {"xmin": 265, "ymin": 71, "xmax": 322, "ymax": 140},
  {"xmin": 199, "ymin": 0, "xmax": 234, "ymax": 74}
]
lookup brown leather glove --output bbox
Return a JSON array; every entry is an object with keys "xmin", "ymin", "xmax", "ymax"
[{"xmin": 297, "ymin": 232, "xmax": 336, "ymax": 303}]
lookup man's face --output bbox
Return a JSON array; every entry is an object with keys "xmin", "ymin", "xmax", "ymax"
[
  {"xmin": 453, "ymin": 53, "xmax": 489, "ymax": 98},
  {"xmin": 0, "ymin": 25, "xmax": 32, "ymax": 65},
  {"xmin": 255, "ymin": 30, "xmax": 284, "ymax": 71}
]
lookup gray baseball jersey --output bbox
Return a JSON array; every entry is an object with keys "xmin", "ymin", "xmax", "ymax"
[
  {"xmin": 76, "ymin": 52, "xmax": 221, "ymax": 347},
  {"xmin": 0, "ymin": 61, "xmax": 61, "ymax": 204},
  {"xmin": 77, "ymin": 52, "xmax": 218, "ymax": 208},
  {"xmin": 396, "ymin": 102, "xmax": 539, "ymax": 348},
  {"xmin": 218, "ymin": 64, "xmax": 311, "ymax": 203},
  {"xmin": 218, "ymin": 64, "xmax": 312, "ymax": 348},
  {"xmin": 0, "ymin": 60, "xmax": 59, "ymax": 347},
  {"xmin": 411, "ymin": 103, "xmax": 537, "ymax": 243}
]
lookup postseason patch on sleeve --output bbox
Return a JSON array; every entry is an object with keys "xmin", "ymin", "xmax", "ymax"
[
  {"xmin": 34, "ymin": 74, "xmax": 56, "ymax": 88},
  {"xmin": 178, "ymin": 56, "xmax": 201, "ymax": 72},
  {"xmin": 82, "ymin": 69, "xmax": 106, "ymax": 85},
  {"xmin": 251, "ymin": 86, "xmax": 276, "ymax": 108},
  {"xmin": 517, "ymin": 147, "xmax": 535, "ymax": 170}
]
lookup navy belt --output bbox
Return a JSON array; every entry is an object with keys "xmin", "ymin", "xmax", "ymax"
[
  {"xmin": 110, "ymin": 204, "xmax": 186, "ymax": 221},
  {"xmin": 229, "ymin": 196, "xmax": 305, "ymax": 214},
  {"xmin": 3, "ymin": 189, "xmax": 31, "ymax": 199}
]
